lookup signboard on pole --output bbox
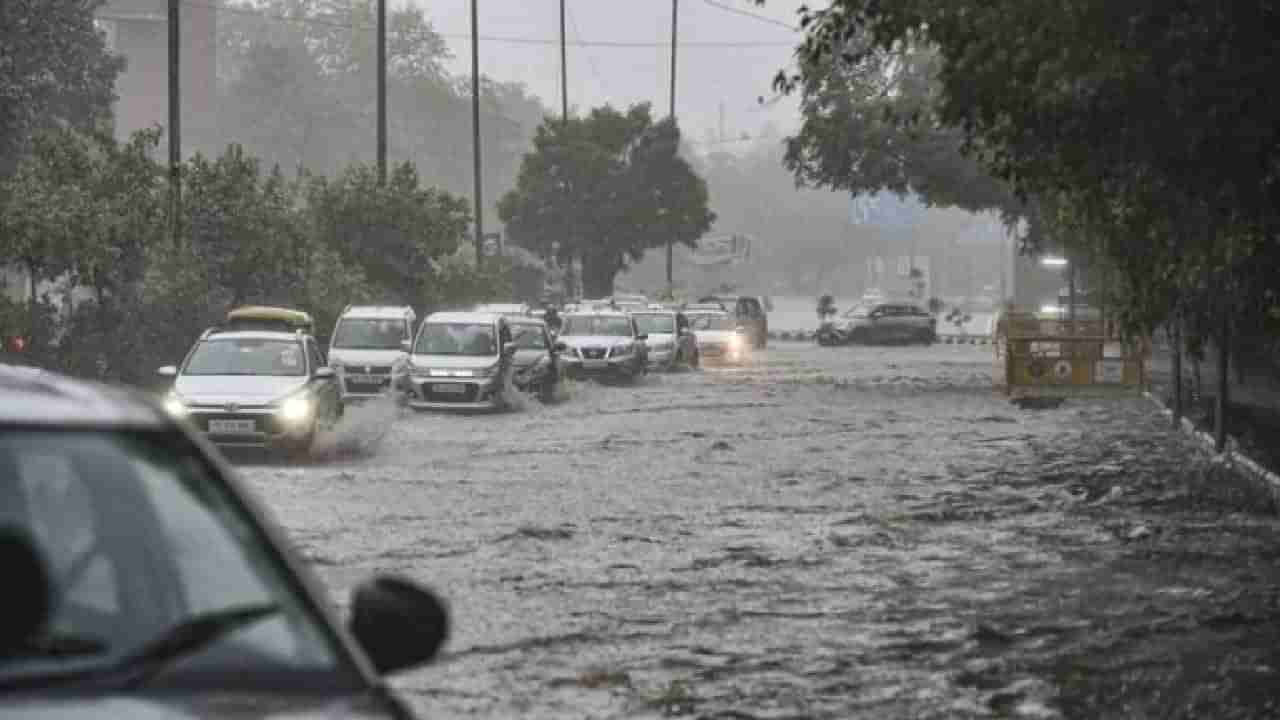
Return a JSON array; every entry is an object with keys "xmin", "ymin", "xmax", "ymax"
[{"xmin": 481, "ymin": 232, "xmax": 502, "ymax": 258}]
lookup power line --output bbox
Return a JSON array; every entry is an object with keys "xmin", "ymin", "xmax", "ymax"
[
  {"xmin": 699, "ymin": 0, "xmax": 798, "ymax": 32},
  {"xmin": 197, "ymin": 0, "xmax": 794, "ymax": 48}
]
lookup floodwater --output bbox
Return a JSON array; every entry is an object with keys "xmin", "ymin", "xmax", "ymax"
[{"xmin": 240, "ymin": 342, "xmax": 1280, "ymax": 719}]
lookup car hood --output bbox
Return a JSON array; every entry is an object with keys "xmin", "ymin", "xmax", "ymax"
[
  {"xmin": 327, "ymin": 349, "xmax": 405, "ymax": 367},
  {"xmin": 694, "ymin": 330, "xmax": 741, "ymax": 343},
  {"xmin": 0, "ymin": 691, "xmax": 396, "ymax": 720},
  {"xmin": 559, "ymin": 335, "xmax": 631, "ymax": 348},
  {"xmin": 173, "ymin": 375, "xmax": 307, "ymax": 405},
  {"xmin": 407, "ymin": 354, "xmax": 498, "ymax": 370}
]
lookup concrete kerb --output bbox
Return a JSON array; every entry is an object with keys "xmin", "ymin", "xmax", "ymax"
[{"xmin": 1143, "ymin": 390, "xmax": 1280, "ymax": 505}]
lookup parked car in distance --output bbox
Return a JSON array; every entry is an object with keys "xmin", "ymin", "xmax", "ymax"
[
  {"xmin": 327, "ymin": 305, "xmax": 416, "ymax": 401},
  {"xmin": 631, "ymin": 310, "xmax": 699, "ymax": 371},
  {"xmin": 507, "ymin": 317, "xmax": 563, "ymax": 401},
  {"xmin": 158, "ymin": 308, "xmax": 343, "ymax": 458},
  {"xmin": 0, "ymin": 364, "xmax": 448, "ymax": 718},
  {"xmin": 556, "ymin": 311, "xmax": 649, "ymax": 381},
  {"xmin": 395, "ymin": 312, "xmax": 515, "ymax": 410},
  {"xmin": 689, "ymin": 311, "xmax": 751, "ymax": 365},
  {"xmin": 841, "ymin": 302, "xmax": 937, "ymax": 345}
]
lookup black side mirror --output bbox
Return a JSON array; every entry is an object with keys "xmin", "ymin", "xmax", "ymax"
[
  {"xmin": 348, "ymin": 575, "xmax": 449, "ymax": 676},
  {"xmin": 0, "ymin": 529, "xmax": 51, "ymax": 653},
  {"xmin": 553, "ymin": 341, "xmax": 568, "ymax": 353}
]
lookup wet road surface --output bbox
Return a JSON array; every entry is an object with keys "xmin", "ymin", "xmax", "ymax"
[{"xmin": 241, "ymin": 342, "xmax": 1280, "ymax": 719}]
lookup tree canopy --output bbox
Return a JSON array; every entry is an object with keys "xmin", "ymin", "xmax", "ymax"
[
  {"xmin": 767, "ymin": 0, "xmax": 1280, "ymax": 344},
  {"xmin": 498, "ymin": 104, "xmax": 715, "ymax": 297},
  {"xmin": 0, "ymin": 0, "xmax": 124, "ymax": 176}
]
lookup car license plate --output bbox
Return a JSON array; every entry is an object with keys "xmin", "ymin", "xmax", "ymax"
[
  {"xmin": 209, "ymin": 419, "xmax": 255, "ymax": 433},
  {"xmin": 582, "ymin": 359, "xmax": 608, "ymax": 369},
  {"xmin": 432, "ymin": 383, "xmax": 466, "ymax": 394},
  {"xmin": 347, "ymin": 374, "xmax": 382, "ymax": 384}
]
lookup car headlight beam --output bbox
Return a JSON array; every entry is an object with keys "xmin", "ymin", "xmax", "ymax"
[
  {"xmin": 279, "ymin": 394, "xmax": 313, "ymax": 423},
  {"xmin": 163, "ymin": 395, "xmax": 187, "ymax": 417}
]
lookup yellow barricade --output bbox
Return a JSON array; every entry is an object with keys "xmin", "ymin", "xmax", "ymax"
[{"xmin": 998, "ymin": 312, "xmax": 1149, "ymax": 395}]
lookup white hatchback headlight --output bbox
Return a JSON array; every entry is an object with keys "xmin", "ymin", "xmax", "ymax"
[
  {"xmin": 279, "ymin": 394, "xmax": 313, "ymax": 423},
  {"xmin": 163, "ymin": 394, "xmax": 187, "ymax": 417}
]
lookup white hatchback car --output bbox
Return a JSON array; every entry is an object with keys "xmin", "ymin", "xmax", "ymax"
[
  {"xmin": 394, "ymin": 312, "xmax": 516, "ymax": 410},
  {"xmin": 327, "ymin": 305, "xmax": 416, "ymax": 401}
]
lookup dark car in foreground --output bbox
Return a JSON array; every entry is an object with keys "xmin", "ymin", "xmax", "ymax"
[{"xmin": 0, "ymin": 365, "xmax": 448, "ymax": 719}]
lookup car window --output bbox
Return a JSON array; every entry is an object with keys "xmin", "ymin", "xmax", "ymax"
[
  {"xmin": 0, "ymin": 430, "xmax": 354, "ymax": 688},
  {"xmin": 415, "ymin": 323, "xmax": 497, "ymax": 356},
  {"xmin": 184, "ymin": 338, "xmax": 306, "ymax": 377},
  {"xmin": 633, "ymin": 314, "xmax": 676, "ymax": 334},
  {"xmin": 560, "ymin": 316, "xmax": 633, "ymax": 337},
  {"xmin": 331, "ymin": 318, "xmax": 407, "ymax": 350},
  {"xmin": 510, "ymin": 324, "xmax": 547, "ymax": 350},
  {"xmin": 692, "ymin": 315, "xmax": 734, "ymax": 330}
]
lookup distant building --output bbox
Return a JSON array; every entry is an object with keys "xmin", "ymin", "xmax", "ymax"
[{"xmin": 95, "ymin": 0, "xmax": 216, "ymax": 150}]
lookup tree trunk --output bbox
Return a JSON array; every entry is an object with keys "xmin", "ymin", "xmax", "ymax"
[
  {"xmin": 1171, "ymin": 311, "xmax": 1183, "ymax": 427},
  {"xmin": 581, "ymin": 252, "xmax": 615, "ymax": 298},
  {"xmin": 1215, "ymin": 317, "xmax": 1230, "ymax": 453}
]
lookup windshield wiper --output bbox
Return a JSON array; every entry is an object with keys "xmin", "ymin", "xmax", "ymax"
[{"xmin": 0, "ymin": 603, "xmax": 279, "ymax": 693}]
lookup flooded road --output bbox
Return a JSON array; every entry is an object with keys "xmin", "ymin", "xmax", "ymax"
[{"xmin": 241, "ymin": 342, "xmax": 1280, "ymax": 719}]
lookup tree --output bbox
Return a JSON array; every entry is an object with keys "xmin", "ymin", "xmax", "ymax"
[
  {"xmin": 499, "ymin": 104, "xmax": 715, "ymax": 297},
  {"xmin": 0, "ymin": 0, "xmax": 124, "ymax": 176},
  {"xmin": 307, "ymin": 161, "xmax": 470, "ymax": 309}
]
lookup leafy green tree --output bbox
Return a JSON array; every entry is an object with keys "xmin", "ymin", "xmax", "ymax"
[
  {"xmin": 0, "ymin": 0, "xmax": 124, "ymax": 176},
  {"xmin": 499, "ymin": 104, "xmax": 715, "ymax": 297},
  {"xmin": 183, "ymin": 145, "xmax": 300, "ymax": 308},
  {"xmin": 0, "ymin": 130, "xmax": 90, "ymax": 358},
  {"xmin": 307, "ymin": 161, "xmax": 471, "ymax": 309}
]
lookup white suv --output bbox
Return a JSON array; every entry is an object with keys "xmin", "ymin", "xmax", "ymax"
[{"xmin": 328, "ymin": 305, "xmax": 417, "ymax": 401}]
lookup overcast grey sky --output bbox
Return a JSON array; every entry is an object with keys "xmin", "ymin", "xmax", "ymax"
[{"xmin": 408, "ymin": 0, "xmax": 808, "ymax": 148}]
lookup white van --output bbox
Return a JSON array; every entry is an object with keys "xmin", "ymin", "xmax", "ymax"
[{"xmin": 328, "ymin": 305, "xmax": 417, "ymax": 400}]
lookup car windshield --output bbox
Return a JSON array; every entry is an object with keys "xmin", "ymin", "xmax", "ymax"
[
  {"xmin": 414, "ymin": 323, "xmax": 497, "ymax": 356},
  {"xmin": 183, "ymin": 339, "xmax": 305, "ymax": 377},
  {"xmin": 0, "ymin": 429, "xmax": 353, "ymax": 689},
  {"xmin": 632, "ymin": 314, "xmax": 675, "ymax": 334},
  {"xmin": 331, "ymin": 318, "xmax": 405, "ymax": 350},
  {"xmin": 692, "ymin": 315, "xmax": 735, "ymax": 331},
  {"xmin": 560, "ymin": 316, "xmax": 632, "ymax": 337},
  {"xmin": 509, "ymin": 324, "xmax": 547, "ymax": 350}
]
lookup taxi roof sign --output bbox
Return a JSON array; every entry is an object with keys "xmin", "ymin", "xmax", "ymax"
[{"xmin": 225, "ymin": 306, "xmax": 315, "ymax": 333}]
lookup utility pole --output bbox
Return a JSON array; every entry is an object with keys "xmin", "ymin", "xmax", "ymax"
[
  {"xmin": 376, "ymin": 0, "xmax": 387, "ymax": 183},
  {"xmin": 666, "ymin": 0, "xmax": 678, "ymax": 296},
  {"xmin": 559, "ymin": 0, "xmax": 568, "ymax": 123},
  {"xmin": 167, "ymin": 0, "xmax": 181, "ymax": 245},
  {"xmin": 471, "ymin": 0, "xmax": 484, "ymax": 268}
]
